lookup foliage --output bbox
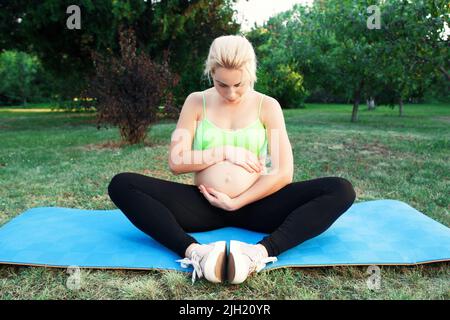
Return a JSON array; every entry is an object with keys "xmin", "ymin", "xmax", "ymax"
[
  {"xmin": 260, "ymin": 0, "xmax": 450, "ymax": 119},
  {"xmin": 85, "ymin": 26, "xmax": 180, "ymax": 145},
  {"xmin": 0, "ymin": 0, "xmax": 447, "ymax": 112},
  {"xmin": 0, "ymin": 0, "xmax": 241, "ymax": 104},
  {"xmin": 247, "ymin": 14, "xmax": 308, "ymax": 108},
  {"xmin": 0, "ymin": 50, "xmax": 55, "ymax": 106}
]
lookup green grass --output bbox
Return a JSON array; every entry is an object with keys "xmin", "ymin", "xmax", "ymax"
[{"xmin": 0, "ymin": 102, "xmax": 449, "ymax": 299}]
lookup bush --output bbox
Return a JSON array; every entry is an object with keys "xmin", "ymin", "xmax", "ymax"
[{"xmin": 85, "ymin": 25, "xmax": 180, "ymax": 145}]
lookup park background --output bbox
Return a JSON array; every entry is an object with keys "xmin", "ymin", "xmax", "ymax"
[{"xmin": 0, "ymin": 0, "xmax": 449, "ymax": 299}]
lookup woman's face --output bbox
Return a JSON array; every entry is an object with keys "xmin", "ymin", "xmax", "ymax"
[{"xmin": 212, "ymin": 67, "xmax": 251, "ymax": 105}]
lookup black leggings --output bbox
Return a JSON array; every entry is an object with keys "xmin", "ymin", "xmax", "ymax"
[{"xmin": 107, "ymin": 173, "xmax": 356, "ymax": 258}]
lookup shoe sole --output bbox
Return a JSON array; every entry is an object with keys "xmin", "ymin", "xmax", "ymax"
[
  {"xmin": 204, "ymin": 241, "xmax": 227, "ymax": 283},
  {"xmin": 227, "ymin": 240, "xmax": 248, "ymax": 284}
]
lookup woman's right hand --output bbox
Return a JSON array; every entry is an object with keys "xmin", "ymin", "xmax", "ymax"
[{"xmin": 224, "ymin": 146, "xmax": 263, "ymax": 173}]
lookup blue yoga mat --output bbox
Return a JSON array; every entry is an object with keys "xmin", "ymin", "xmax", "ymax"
[{"xmin": 0, "ymin": 199, "xmax": 449, "ymax": 272}]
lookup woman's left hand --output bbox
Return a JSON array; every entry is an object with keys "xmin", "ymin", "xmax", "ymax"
[{"xmin": 198, "ymin": 185, "xmax": 239, "ymax": 212}]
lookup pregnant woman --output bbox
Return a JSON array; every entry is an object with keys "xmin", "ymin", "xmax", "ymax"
[{"xmin": 108, "ymin": 35, "xmax": 356, "ymax": 285}]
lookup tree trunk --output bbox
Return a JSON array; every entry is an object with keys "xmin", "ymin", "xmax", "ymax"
[
  {"xmin": 439, "ymin": 66, "xmax": 450, "ymax": 82},
  {"xmin": 351, "ymin": 80, "xmax": 364, "ymax": 122},
  {"xmin": 367, "ymin": 97, "xmax": 375, "ymax": 110},
  {"xmin": 351, "ymin": 95, "xmax": 360, "ymax": 122},
  {"xmin": 399, "ymin": 98, "xmax": 403, "ymax": 117}
]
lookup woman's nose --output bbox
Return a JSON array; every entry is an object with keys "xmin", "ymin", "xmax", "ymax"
[{"xmin": 227, "ymin": 90, "xmax": 238, "ymax": 99}]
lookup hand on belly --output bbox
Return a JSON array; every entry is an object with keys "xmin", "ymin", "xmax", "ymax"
[{"xmin": 194, "ymin": 160, "xmax": 262, "ymax": 198}]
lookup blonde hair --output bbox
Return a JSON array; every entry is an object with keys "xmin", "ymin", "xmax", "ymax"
[{"xmin": 203, "ymin": 35, "xmax": 257, "ymax": 87}]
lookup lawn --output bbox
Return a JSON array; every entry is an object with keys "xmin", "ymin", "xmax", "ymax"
[{"xmin": 0, "ymin": 102, "xmax": 449, "ymax": 299}]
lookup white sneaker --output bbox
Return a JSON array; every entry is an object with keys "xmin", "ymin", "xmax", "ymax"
[
  {"xmin": 176, "ymin": 241, "xmax": 227, "ymax": 284},
  {"xmin": 227, "ymin": 240, "xmax": 277, "ymax": 284}
]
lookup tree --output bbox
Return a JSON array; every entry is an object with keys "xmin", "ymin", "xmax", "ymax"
[
  {"xmin": 377, "ymin": 0, "xmax": 449, "ymax": 116},
  {"xmin": 0, "ymin": 0, "xmax": 241, "ymax": 103},
  {"xmin": 287, "ymin": 0, "xmax": 449, "ymax": 121},
  {"xmin": 0, "ymin": 50, "xmax": 54, "ymax": 106},
  {"xmin": 246, "ymin": 9, "xmax": 308, "ymax": 108}
]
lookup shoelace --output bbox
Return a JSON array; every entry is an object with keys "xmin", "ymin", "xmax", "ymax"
[
  {"xmin": 176, "ymin": 251, "xmax": 203, "ymax": 284},
  {"xmin": 248, "ymin": 251, "xmax": 278, "ymax": 273}
]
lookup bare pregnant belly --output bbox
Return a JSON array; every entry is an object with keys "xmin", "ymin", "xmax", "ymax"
[{"xmin": 194, "ymin": 160, "xmax": 262, "ymax": 198}]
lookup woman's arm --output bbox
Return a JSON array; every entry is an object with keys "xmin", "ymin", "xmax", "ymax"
[
  {"xmin": 168, "ymin": 92, "xmax": 225, "ymax": 175},
  {"xmin": 232, "ymin": 97, "xmax": 294, "ymax": 209},
  {"xmin": 170, "ymin": 147, "xmax": 225, "ymax": 175}
]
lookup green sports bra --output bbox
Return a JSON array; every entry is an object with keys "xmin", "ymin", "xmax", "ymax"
[{"xmin": 192, "ymin": 91, "xmax": 268, "ymax": 158}]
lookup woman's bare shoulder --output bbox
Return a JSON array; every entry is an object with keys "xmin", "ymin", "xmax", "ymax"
[
  {"xmin": 182, "ymin": 91, "xmax": 204, "ymax": 120},
  {"xmin": 258, "ymin": 92, "xmax": 282, "ymax": 124},
  {"xmin": 257, "ymin": 92, "xmax": 277, "ymax": 104},
  {"xmin": 185, "ymin": 91, "xmax": 203, "ymax": 102}
]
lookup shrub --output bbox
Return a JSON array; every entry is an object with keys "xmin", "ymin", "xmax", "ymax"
[{"xmin": 85, "ymin": 25, "xmax": 180, "ymax": 145}]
